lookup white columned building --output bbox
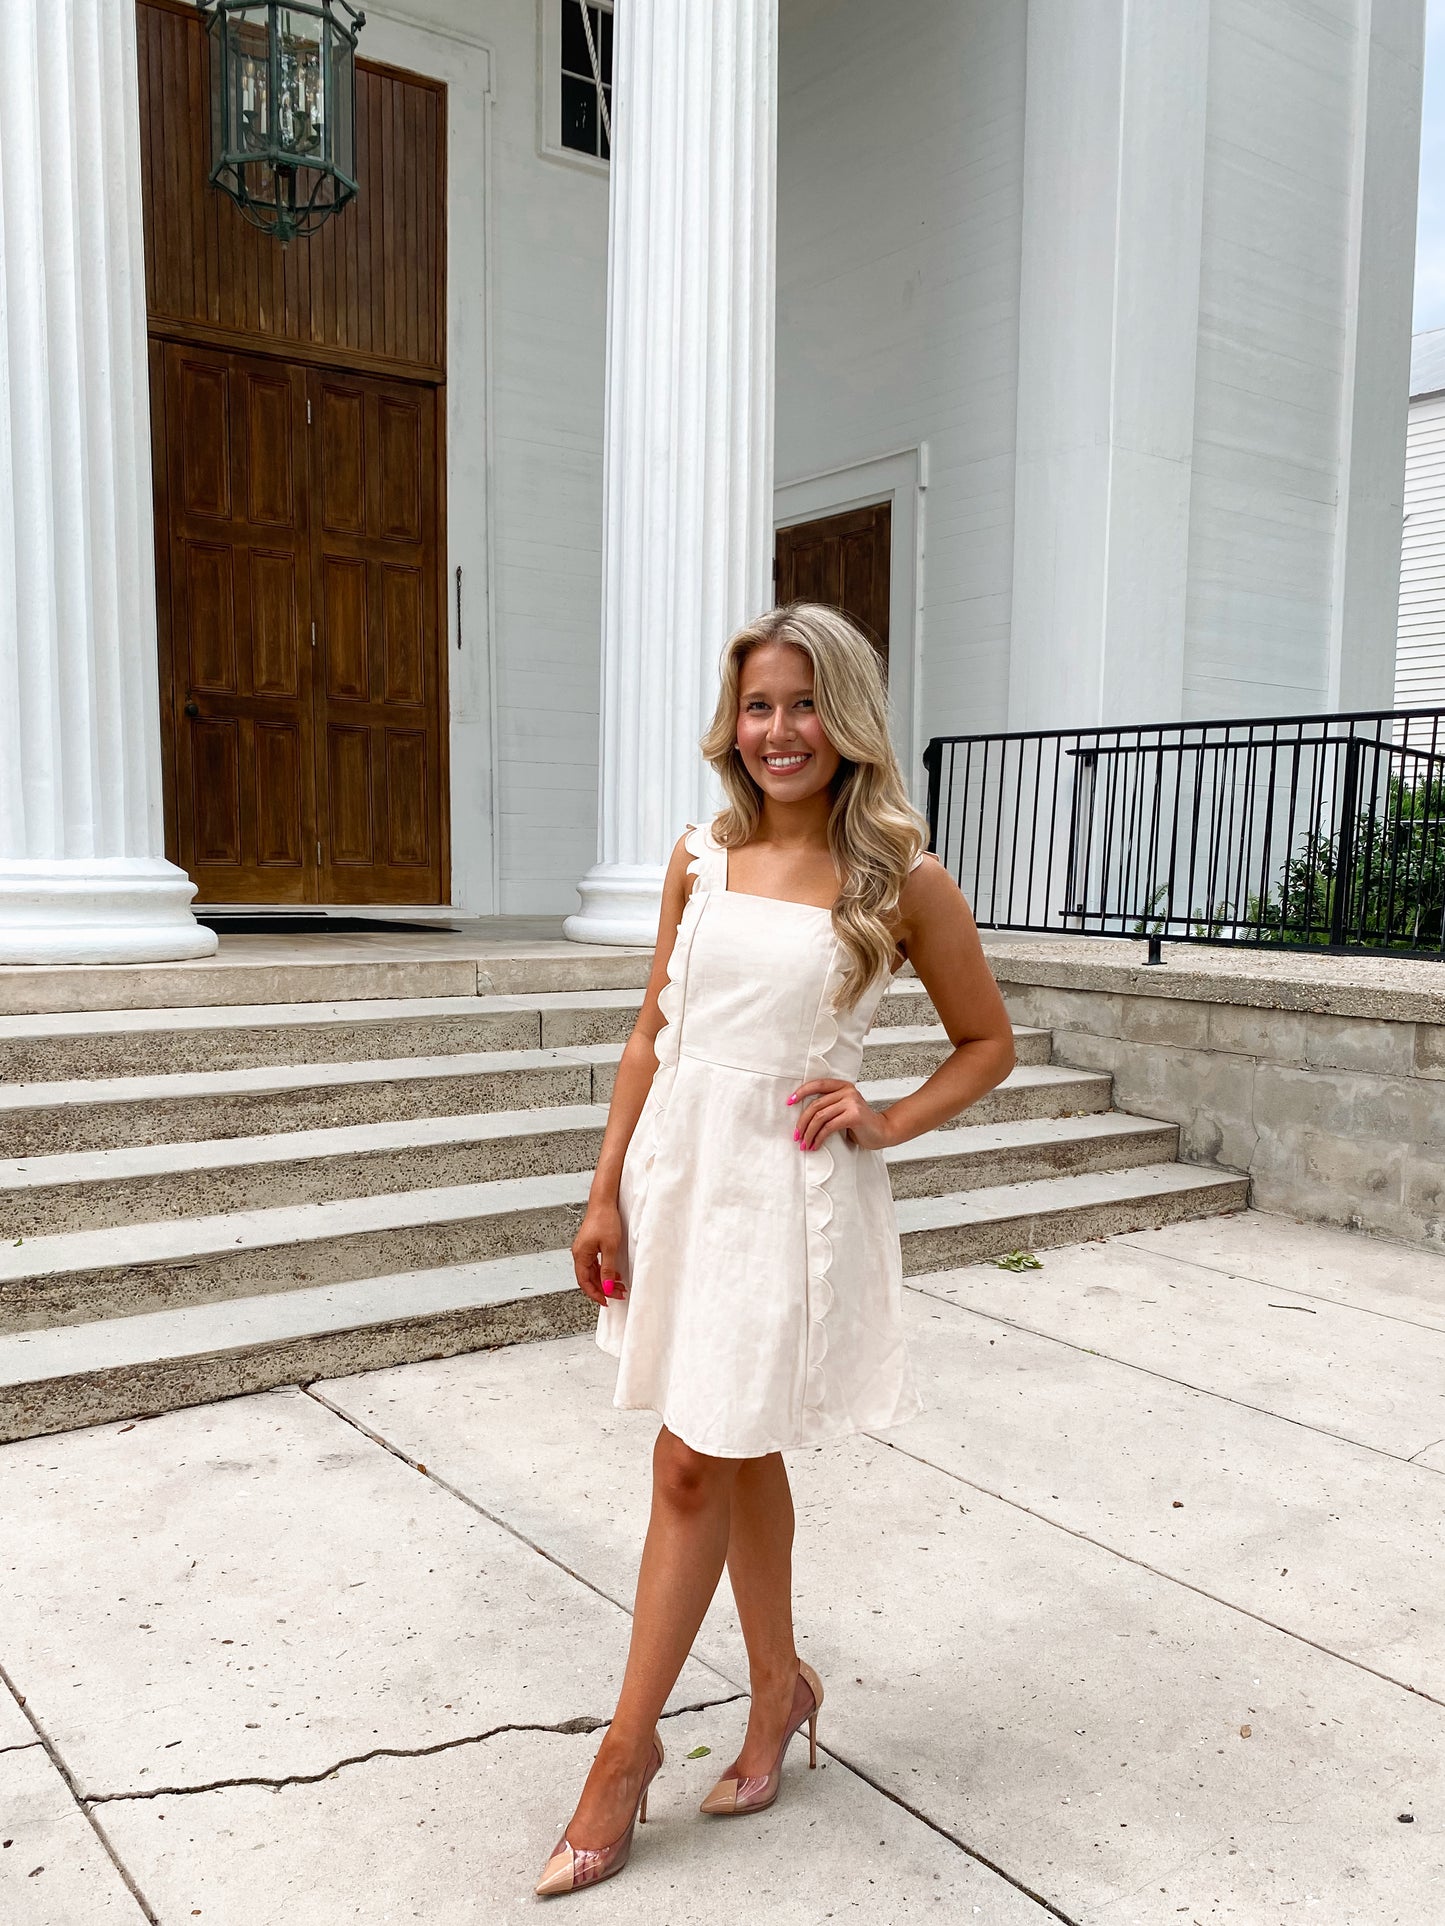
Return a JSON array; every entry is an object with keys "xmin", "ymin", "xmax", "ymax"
[
  {"xmin": 1007, "ymin": 0, "xmax": 1209, "ymax": 733},
  {"xmin": 563, "ymin": 0, "xmax": 779, "ymax": 948},
  {"xmin": 0, "ymin": 0, "xmax": 1426, "ymax": 946},
  {"xmin": 0, "ymin": 0, "xmax": 215, "ymax": 965}
]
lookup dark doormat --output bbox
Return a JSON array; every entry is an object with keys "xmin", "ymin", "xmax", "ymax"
[{"xmin": 195, "ymin": 915, "xmax": 459, "ymax": 935}]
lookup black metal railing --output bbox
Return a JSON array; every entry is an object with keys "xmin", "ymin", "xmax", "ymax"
[{"xmin": 923, "ymin": 706, "xmax": 1445, "ymax": 956}]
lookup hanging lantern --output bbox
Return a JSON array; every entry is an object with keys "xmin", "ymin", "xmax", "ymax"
[{"xmin": 199, "ymin": 1, "xmax": 365, "ymax": 244}]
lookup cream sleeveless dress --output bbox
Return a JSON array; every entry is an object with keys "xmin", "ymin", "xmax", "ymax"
[{"xmin": 595, "ymin": 819, "xmax": 925, "ymax": 1458}]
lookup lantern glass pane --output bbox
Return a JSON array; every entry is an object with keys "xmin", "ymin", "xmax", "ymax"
[
  {"xmin": 225, "ymin": 8, "xmax": 272, "ymax": 153},
  {"xmin": 275, "ymin": 7, "xmax": 325, "ymax": 160},
  {"xmin": 327, "ymin": 21, "xmax": 356, "ymax": 177}
]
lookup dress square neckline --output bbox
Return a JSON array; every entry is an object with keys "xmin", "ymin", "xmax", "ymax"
[{"xmin": 715, "ymin": 830, "xmax": 837, "ymax": 916}]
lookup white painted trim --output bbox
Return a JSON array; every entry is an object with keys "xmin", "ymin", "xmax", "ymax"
[
  {"xmin": 367, "ymin": 4, "xmax": 494, "ymax": 50},
  {"xmin": 537, "ymin": 0, "xmax": 612, "ymax": 176},
  {"xmin": 774, "ymin": 444, "xmax": 928, "ymax": 793},
  {"xmin": 358, "ymin": 13, "xmax": 500, "ymax": 915}
]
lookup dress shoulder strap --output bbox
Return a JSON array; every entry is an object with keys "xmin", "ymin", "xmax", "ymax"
[{"xmin": 682, "ymin": 819, "xmax": 726, "ymax": 895}]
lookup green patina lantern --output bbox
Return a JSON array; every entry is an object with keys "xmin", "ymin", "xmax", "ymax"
[{"xmin": 199, "ymin": 0, "xmax": 365, "ymax": 244}]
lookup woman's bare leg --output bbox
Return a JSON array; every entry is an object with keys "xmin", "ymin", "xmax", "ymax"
[
  {"xmin": 563, "ymin": 1426, "xmax": 740, "ymax": 1848},
  {"xmin": 719, "ymin": 1450, "xmax": 806, "ymax": 1776}
]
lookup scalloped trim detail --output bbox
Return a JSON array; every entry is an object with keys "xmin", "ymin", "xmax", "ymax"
[
  {"xmin": 801, "ymin": 939, "xmax": 844, "ymax": 1415},
  {"xmin": 650, "ymin": 821, "xmax": 709, "ymax": 1077}
]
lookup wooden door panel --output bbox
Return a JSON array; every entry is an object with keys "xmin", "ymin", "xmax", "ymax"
[
  {"xmin": 327, "ymin": 725, "xmax": 375, "ymax": 865},
  {"xmin": 191, "ymin": 720, "xmax": 242, "ymax": 865},
  {"xmin": 385, "ymin": 732, "xmax": 429, "ymax": 866},
  {"xmin": 249, "ymin": 551, "xmax": 302, "ymax": 696},
  {"xmin": 247, "ymin": 373, "xmax": 297, "ymax": 525},
  {"xmin": 255, "ymin": 724, "xmax": 305, "ymax": 865},
  {"xmin": 178, "ymin": 361, "xmax": 232, "ymax": 518},
  {"xmin": 161, "ymin": 342, "xmax": 316, "ymax": 902},
  {"xmin": 378, "ymin": 397, "xmax": 423, "ymax": 539},
  {"xmin": 309, "ymin": 367, "xmax": 444, "ymax": 903},
  {"xmin": 322, "ymin": 557, "xmax": 371, "ymax": 699},
  {"xmin": 319, "ymin": 387, "xmax": 367, "ymax": 534},
  {"xmin": 775, "ymin": 502, "xmax": 892, "ymax": 674},
  {"xmin": 183, "ymin": 543, "xmax": 239, "ymax": 690},
  {"xmin": 382, "ymin": 566, "xmax": 424, "ymax": 703}
]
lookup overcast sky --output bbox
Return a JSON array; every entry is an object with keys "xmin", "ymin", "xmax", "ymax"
[{"xmin": 1416, "ymin": 0, "xmax": 1445, "ymax": 332}]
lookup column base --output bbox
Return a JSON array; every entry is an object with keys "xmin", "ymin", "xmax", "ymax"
[
  {"xmin": 0, "ymin": 859, "xmax": 219, "ymax": 965},
  {"xmin": 562, "ymin": 863, "xmax": 666, "ymax": 948}
]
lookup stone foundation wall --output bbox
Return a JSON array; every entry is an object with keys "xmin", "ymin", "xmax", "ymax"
[{"xmin": 984, "ymin": 945, "xmax": 1445, "ymax": 1252}]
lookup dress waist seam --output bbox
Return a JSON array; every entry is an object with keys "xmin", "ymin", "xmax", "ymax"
[{"xmin": 676, "ymin": 1045, "xmax": 808, "ymax": 1080}]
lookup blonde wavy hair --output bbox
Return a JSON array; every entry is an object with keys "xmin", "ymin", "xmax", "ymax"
[{"xmin": 698, "ymin": 602, "xmax": 930, "ymax": 1013}]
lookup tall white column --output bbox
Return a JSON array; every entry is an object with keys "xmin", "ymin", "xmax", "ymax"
[
  {"xmin": 565, "ymin": 0, "xmax": 778, "ymax": 947},
  {"xmin": 1007, "ymin": 0, "xmax": 1209, "ymax": 735},
  {"xmin": 0, "ymin": 0, "xmax": 216, "ymax": 964},
  {"xmin": 1327, "ymin": 0, "xmax": 1424, "ymax": 713}
]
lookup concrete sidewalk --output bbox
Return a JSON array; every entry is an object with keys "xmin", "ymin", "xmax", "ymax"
[{"xmin": 2, "ymin": 1210, "xmax": 1442, "ymax": 1923}]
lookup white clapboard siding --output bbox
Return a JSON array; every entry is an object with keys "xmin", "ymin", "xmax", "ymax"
[{"xmin": 1396, "ymin": 387, "xmax": 1445, "ymax": 714}]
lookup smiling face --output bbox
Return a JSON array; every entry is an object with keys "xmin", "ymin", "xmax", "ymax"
[{"xmin": 734, "ymin": 641, "xmax": 844, "ymax": 801}]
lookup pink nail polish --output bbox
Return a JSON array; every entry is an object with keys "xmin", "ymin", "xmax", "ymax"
[{"xmin": 786, "ymin": 1094, "xmax": 796, "ymax": 1105}]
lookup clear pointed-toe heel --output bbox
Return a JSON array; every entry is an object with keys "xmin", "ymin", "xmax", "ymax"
[
  {"xmin": 698, "ymin": 1659, "xmax": 824, "ymax": 1816},
  {"xmin": 533, "ymin": 1728, "xmax": 665, "ymax": 1897}
]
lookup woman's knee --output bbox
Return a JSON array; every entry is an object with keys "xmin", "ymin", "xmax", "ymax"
[{"xmin": 652, "ymin": 1429, "xmax": 735, "ymax": 1514}]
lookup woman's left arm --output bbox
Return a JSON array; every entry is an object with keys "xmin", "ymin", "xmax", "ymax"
[
  {"xmin": 872, "ymin": 855, "xmax": 1016, "ymax": 1146},
  {"xmin": 791, "ymin": 856, "xmax": 1016, "ymax": 1152}
]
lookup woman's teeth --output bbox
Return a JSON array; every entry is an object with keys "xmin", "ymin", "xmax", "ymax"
[{"xmin": 763, "ymin": 754, "xmax": 809, "ymax": 769}]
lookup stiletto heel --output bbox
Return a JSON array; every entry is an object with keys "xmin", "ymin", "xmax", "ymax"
[
  {"xmin": 533, "ymin": 1727, "xmax": 665, "ymax": 1897},
  {"xmin": 699, "ymin": 1659, "xmax": 824, "ymax": 1816}
]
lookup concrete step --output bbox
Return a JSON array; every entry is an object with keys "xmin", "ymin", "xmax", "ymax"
[
  {"xmin": 0, "ymin": 979, "xmax": 943, "ymax": 1083},
  {"xmin": 0, "ymin": 1162, "xmax": 1248, "ymax": 1443},
  {"xmin": 881, "ymin": 1112, "xmax": 1178, "ymax": 1199},
  {"xmin": 895, "ymin": 1163, "xmax": 1250, "ymax": 1275},
  {"xmin": 0, "ymin": 1112, "xmax": 1194, "ymax": 1334},
  {"xmin": 0, "ymin": 1063, "xmax": 1113, "ymax": 1237},
  {"xmin": 0, "ymin": 1023, "xmax": 1051, "ymax": 1158},
  {"xmin": 0, "ymin": 947, "xmax": 657, "ymax": 1020}
]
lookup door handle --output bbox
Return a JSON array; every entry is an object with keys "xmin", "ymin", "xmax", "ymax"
[{"xmin": 184, "ymin": 700, "xmax": 200, "ymax": 719}]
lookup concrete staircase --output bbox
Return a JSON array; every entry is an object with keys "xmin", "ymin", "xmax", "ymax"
[{"xmin": 0, "ymin": 961, "xmax": 1247, "ymax": 1441}]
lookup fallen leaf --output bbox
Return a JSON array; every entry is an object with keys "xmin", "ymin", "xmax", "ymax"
[
  {"xmin": 1239, "ymin": 1724, "xmax": 1252, "ymax": 1738},
  {"xmin": 685, "ymin": 1745, "xmax": 711, "ymax": 1759}
]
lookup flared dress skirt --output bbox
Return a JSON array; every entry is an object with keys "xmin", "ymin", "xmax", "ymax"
[{"xmin": 595, "ymin": 820, "xmax": 925, "ymax": 1458}]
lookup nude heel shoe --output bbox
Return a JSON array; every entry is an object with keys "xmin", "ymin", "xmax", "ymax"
[
  {"xmin": 533, "ymin": 1728, "xmax": 665, "ymax": 1897},
  {"xmin": 698, "ymin": 1660, "xmax": 824, "ymax": 1815}
]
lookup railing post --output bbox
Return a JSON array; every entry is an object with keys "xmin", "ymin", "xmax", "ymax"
[
  {"xmin": 1329, "ymin": 738, "xmax": 1361, "ymax": 947},
  {"xmin": 923, "ymin": 738, "xmax": 942, "ymax": 857}
]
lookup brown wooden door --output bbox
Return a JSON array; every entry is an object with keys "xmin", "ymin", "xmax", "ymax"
[
  {"xmin": 311, "ymin": 368, "xmax": 445, "ymax": 904},
  {"xmin": 155, "ymin": 343, "xmax": 445, "ymax": 903},
  {"xmin": 775, "ymin": 502, "xmax": 892, "ymax": 675},
  {"xmin": 140, "ymin": 0, "xmax": 449, "ymax": 905},
  {"xmin": 161, "ymin": 343, "xmax": 318, "ymax": 903}
]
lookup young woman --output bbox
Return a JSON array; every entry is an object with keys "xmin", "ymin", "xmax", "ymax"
[{"xmin": 534, "ymin": 603, "xmax": 1016, "ymax": 1897}]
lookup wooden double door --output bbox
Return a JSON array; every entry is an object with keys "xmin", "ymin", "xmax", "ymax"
[
  {"xmin": 775, "ymin": 501, "xmax": 891, "ymax": 675},
  {"xmin": 155, "ymin": 341, "xmax": 446, "ymax": 904}
]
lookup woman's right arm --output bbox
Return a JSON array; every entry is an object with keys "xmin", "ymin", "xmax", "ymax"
[{"xmin": 569, "ymin": 832, "xmax": 696, "ymax": 1305}]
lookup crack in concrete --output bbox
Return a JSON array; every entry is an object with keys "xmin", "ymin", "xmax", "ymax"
[
  {"xmin": 0, "ymin": 1738, "xmax": 42, "ymax": 1757},
  {"xmin": 1114, "ymin": 1232, "xmax": 1445, "ymax": 1343},
  {"xmin": 306, "ymin": 1386, "xmax": 1085, "ymax": 1916},
  {"xmin": 302, "ymin": 1383, "xmax": 699, "ymax": 1638},
  {"xmin": 868, "ymin": 1433, "xmax": 1445, "ymax": 1711},
  {"xmin": 83, "ymin": 1693, "xmax": 749, "ymax": 1805},
  {"xmin": 905, "ymin": 1272, "xmax": 1440, "ymax": 1472},
  {"xmin": 0, "ymin": 1659, "xmax": 161, "ymax": 1925},
  {"xmin": 1408, "ymin": 1436, "xmax": 1445, "ymax": 1463},
  {"xmin": 806, "ymin": 1737, "xmax": 1084, "ymax": 1924}
]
